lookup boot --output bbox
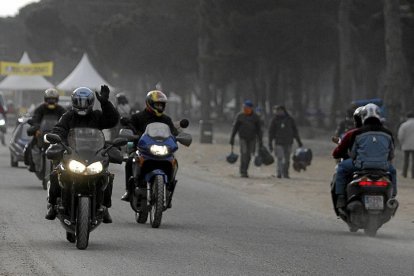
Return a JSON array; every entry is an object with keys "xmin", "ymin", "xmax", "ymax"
[
  {"xmin": 102, "ymin": 208, "xmax": 112, "ymax": 224},
  {"xmin": 45, "ymin": 204, "xmax": 56, "ymax": 220},
  {"xmin": 121, "ymin": 190, "xmax": 130, "ymax": 202}
]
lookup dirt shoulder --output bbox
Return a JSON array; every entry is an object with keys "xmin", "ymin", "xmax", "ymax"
[{"xmin": 176, "ymin": 132, "xmax": 414, "ymax": 225}]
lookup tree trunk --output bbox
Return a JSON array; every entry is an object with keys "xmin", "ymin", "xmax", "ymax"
[
  {"xmin": 383, "ymin": 0, "xmax": 410, "ymax": 132},
  {"xmin": 334, "ymin": 0, "xmax": 353, "ymax": 128},
  {"xmin": 198, "ymin": 0, "xmax": 212, "ymax": 121}
]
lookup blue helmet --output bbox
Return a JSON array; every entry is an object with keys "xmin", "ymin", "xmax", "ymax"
[{"xmin": 71, "ymin": 87, "xmax": 94, "ymax": 116}]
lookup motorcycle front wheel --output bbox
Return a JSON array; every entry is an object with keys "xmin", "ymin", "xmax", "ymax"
[
  {"xmin": 76, "ymin": 197, "xmax": 90, "ymax": 249},
  {"xmin": 149, "ymin": 175, "xmax": 164, "ymax": 228}
]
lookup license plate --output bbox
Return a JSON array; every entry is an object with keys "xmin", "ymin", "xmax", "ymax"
[{"xmin": 364, "ymin": 195, "xmax": 384, "ymax": 210}]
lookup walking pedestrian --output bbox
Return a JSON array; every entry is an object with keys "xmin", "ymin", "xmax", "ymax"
[
  {"xmin": 398, "ymin": 112, "xmax": 414, "ymax": 178},
  {"xmin": 229, "ymin": 100, "xmax": 263, "ymax": 178},
  {"xmin": 268, "ymin": 105, "xmax": 303, "ymax": 178}
]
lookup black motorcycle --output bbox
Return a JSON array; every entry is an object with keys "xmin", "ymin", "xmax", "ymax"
[
  {"xmin": 27, "ymin": 115, "xmax": 59, "ymax": 189},
  {"xmin": 120, "ymin": 119, "xmax": 192, "ymax": 228},
  {"xmin": 46, "ymin": 128, "xmax": 126, "ymax": 249},
  {"xmin": 0, "ymin": 113, "xmax": 6, "ymax": 145},
  {"xmin": 331, "ymin": 169, "xmax": 398, "ymax": 236}
]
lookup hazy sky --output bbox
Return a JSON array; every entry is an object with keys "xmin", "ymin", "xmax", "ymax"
[{"xmin": 0, "ymin": 0, "xmax": 40, "ymax": 17}]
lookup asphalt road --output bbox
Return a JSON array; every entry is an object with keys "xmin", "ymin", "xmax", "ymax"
[{"xmin": 1, "ymin": 131, "xmax": 414, "ymax": 275}]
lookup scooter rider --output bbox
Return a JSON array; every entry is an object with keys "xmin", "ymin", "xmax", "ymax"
[
  {"xmin": 25, "ymin": 88, "xmax": 66, "ymax": 172},
  {"xmin": 45, "ymin": 85, "xmax": 120, "ymax": 223},
  {"xmin": 335, "ymin": 103, "xmax": 397, "ymax": 208},
  {"xmin": 121, "ymin": 90, "xmax": 178, "ymax": 201}
]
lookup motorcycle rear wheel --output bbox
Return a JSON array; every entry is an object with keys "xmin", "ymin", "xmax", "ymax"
[
  {"xmin": 10, "ymin": 154, "xmax": 18, "ymax": 167},
  {"xmin": 0, "ymin": 132, "xmax": 5, "ymax": 146},
  {"xmin": 364, "ymin": 218, "xmax": 379, "ymax": 237},
  {"xmin": 149, "ymin": 175, "xmax": 164, "ymax": 228},
  {"xmin": 76, "ymin": 197, "xmax": 90, "ymax": 249}
]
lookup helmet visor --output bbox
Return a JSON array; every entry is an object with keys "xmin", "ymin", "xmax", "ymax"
[
  {"xmin": 72, "ymin": 96, "xmax": 94, "ymax": 110},
  {"xmin": 45, "ymin": 97, "xmax": 58, "ymax": 105}
]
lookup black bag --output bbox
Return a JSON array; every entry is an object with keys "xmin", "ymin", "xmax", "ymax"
[
  {"xmin": 292, "ymin": 147, "xmax": 312, "ymax": 172},
  {"xmin": 226, "ymin": 146, "xmax": 239, "ymax": 164},
  {"xmin": 254, "ymin": 154, "xmax": 263, "ymax": 167},
  {"xmin": 259, "ymin": 146, "xmax": 274, "ymax": 166}
]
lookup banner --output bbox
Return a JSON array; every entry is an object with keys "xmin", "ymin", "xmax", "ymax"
[{"xmin": 0, "ymin": 61, "xmax": 54, "ymax": 76}]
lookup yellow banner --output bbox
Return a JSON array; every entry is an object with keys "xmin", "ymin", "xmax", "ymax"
[{"xmin": 0, "ymin": 61, "xmax": 54, "ymax": 76}]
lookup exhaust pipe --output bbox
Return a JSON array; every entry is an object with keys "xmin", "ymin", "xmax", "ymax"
[{"xmin": 386, "ymin": 198, "xmax": 399, "ymax": 209}]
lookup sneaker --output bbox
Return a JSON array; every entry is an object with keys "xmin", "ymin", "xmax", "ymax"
[
  {"xmin": 277, "ymin": 174, "xmax": 282, "ymax": 178},
  {"xmin": 241, "ymin": 173, "xmax": 249, "ymax": 178},
  {"xmin": 121, "ymin": 191, "xmax": 130, "ymax": 202},
  {"xmin": 102, "ymin": 208, "xmax": 112, "ymax": 224},
  {"xmin": 336, "ymin": 195, "xmax": 346, "ymax": 208},
  {"xmin": 45, "ymin": 205, "xmax": 57, "ymax": 220}
]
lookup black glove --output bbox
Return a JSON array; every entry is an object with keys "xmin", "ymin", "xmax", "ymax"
[
  {"xmin": 268, "ymin": 145, "xmax": 273, "ymax": 153},
  {"xmin": 120, "ymin": 117, "xmax": 131, "ymax": 126},
  {"xmin": 230, "ymin": 137, "xmax": 234, "ymax": 146},
  {"xmin": 298, "ymin": 141, "xmax": 303, "ymax": 148},
  {"xmin": 95, "ymin": 85, "xmax": 110, "ymax": 103}
]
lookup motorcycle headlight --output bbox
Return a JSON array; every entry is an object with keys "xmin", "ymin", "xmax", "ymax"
[
  {"xmin": 68, "ymin": 160, "xmax": 86, "ymax": 174},
  {"xmin": 86, "ymin": 161, "xmax": 103, "ymax": 175},
  {"xmin": 150, "ymin": 145, "xmax": 169, "ymax": 156},
  {"xmin": 0, "ymin": 119, "xmax": 5, "ymax": 126}
]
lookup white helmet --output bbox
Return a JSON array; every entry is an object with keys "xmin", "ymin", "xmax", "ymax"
[{"xmin": 361, "ymin": 103, "xmax": 381, "ymax": 124}]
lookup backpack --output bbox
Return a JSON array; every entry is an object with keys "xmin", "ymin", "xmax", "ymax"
[{"xmin": 351, "ymin": 131, "xmax": 392, "ymax": 170}]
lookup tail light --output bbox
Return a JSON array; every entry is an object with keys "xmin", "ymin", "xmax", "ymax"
[{"xmin": 358, "ymin": 180, "xmax": 388, "ymax": 187}]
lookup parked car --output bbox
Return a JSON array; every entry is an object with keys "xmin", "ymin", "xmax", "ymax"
[{"xmin": 9, "ymin": 116, "xmax": 31, "ymax": 167}]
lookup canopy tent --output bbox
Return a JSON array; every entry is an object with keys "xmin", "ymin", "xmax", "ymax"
[
  {"xmin": 0, "ymin": 52, "xmax": 54, "ymax": 90},
  {"xmin": 57, "ymin": 53, "xmax": 113, "ymax": 91}
]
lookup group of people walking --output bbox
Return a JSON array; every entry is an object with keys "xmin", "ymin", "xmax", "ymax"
[{"xmin": 229, "ymin": 100, "xmax": 303, "ymax": 178}]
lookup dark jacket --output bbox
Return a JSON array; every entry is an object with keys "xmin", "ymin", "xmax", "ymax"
[
  {"xmin": 32, "ymin": 104, "xmax": 66, "ymax": 129},
  {"xmin": 51, "ymin": 101, "xmax": 119, "ymax": 140},
  {"xmin": 230, "ymin": 112, "xmax": 262, "ymax": 142},
  {"xmin": 130, "ymin": 108, "xmax": 178, "ymax": 136},
  {"xmin": 268, "ymin": 114, "xmax": 302, "ymax": 146}
]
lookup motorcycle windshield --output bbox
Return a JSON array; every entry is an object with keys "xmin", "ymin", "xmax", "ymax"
[
  {"xmin": 39, "ymin": 115, "xmax": 59, "ymax": 133},
  {"xmin": 67, "ymin": 128, "xmax": 105, "ymax": 154},
  {"xmin": 144, "ymin": 123, "xmax": 172, "ymax": 139}
]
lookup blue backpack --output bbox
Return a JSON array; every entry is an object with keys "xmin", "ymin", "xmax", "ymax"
[{"xmin": 350, "ymin": 131, "xmax": 393, "ymax": 170}]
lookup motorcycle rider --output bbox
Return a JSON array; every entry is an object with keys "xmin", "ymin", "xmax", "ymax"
[
  {"xmin": 335, "ymin": 103, "xmax": 397, "ymax": 208},
  {"xmin": 110, "ymin": 92, "xmax": 131, "ymax": 140},
  {"xmin": 25, "ymin": 88, "xmax": 66, "ymax": 172},
  {"xmin": 120, "ymin": 90, "xmax": 178, "ymax": 201},
  {"xmin": 45, "ymin": 85, "xmax": 119, "ymax": 223}
]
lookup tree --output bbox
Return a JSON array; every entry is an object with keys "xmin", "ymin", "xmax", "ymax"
[{"xmin": 383, "ymin": 0, "xmax": 410, "ymax": 132}]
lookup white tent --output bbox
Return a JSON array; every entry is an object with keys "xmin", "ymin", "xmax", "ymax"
[
  {"xmin": 0, "ymin": 52, "xmax": 54, "ymax": 90},
  {"xmin": 57, "ymin": 53, "xmax": 113, "ymax": 91}
]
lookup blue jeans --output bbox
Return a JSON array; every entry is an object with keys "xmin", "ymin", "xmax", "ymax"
[
  {"xmin": 335, "ymin": 158, "xmax": 397, "ymax": 196},
  {"xmin": 275, "ymin": 144, "xmax": 292, "ymax": 177}
]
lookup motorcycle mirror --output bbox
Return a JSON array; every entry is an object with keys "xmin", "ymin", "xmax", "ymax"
[
  {"xmin": 118, "ymin": 128, "xmax": 139, "ymax": 141},
  {"xmin": 176, "ymin": 132, "xmax": 192, "ymax": 147},
  {"xmin": 179, "ymin": 119, "xmax": 189, "ymax": 129},
  {"xmin": 45, "ymin": 133, "xmax": 61, "ymax": 144},
  {"xmin": 112, "ymin": 137, "xmax": 128, "ymax": 147}
]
